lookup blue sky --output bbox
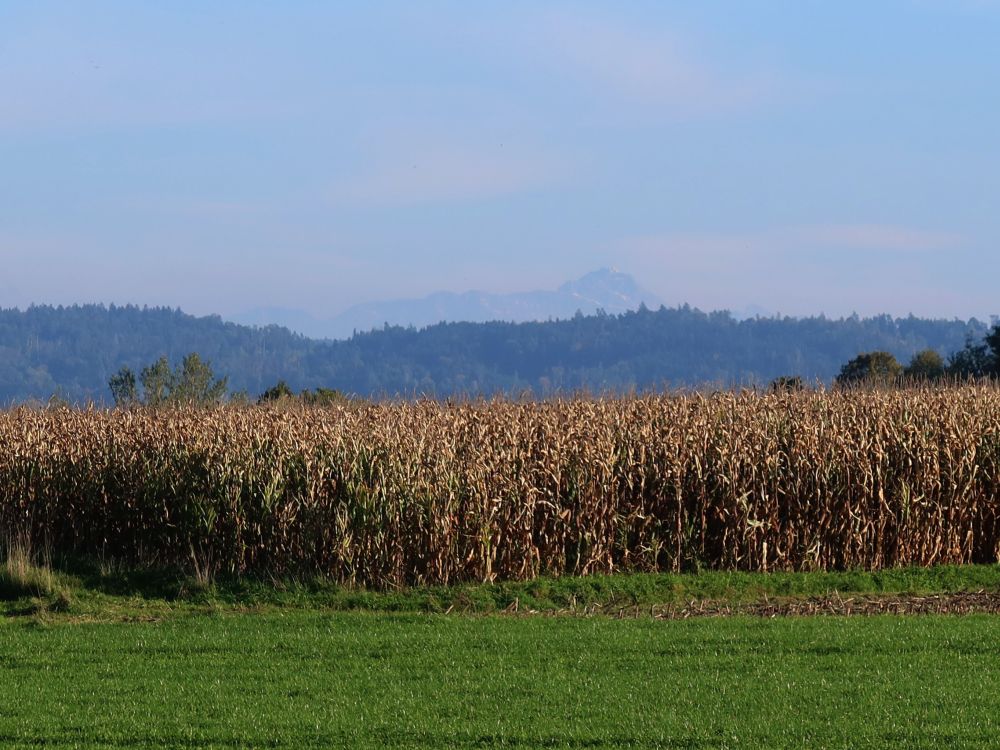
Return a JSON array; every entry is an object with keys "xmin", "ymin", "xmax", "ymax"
[{"xmin": 2, "ymin": 1, "xmax": 998, "ymax": 320}]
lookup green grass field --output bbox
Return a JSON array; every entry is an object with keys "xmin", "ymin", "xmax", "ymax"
[
  {"xmin": 4, "ymin": 562, "xmax": 1000, "ymax": 748},
  {"xmin": 2, "ymin": 609, "xmax": 1000, "ymax": 747}
]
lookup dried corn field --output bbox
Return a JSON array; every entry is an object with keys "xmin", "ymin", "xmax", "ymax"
[{"xmin": 1, "ymin": 386, "xmax": 999, "ymax": 587}]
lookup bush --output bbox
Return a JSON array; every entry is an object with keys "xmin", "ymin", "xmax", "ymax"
[
  {"xmin": 769, "ymin": 376, "xmax": 804, "ymax": 393},
  {"xmin": 836, "ymin": 351, "xmax": 903, "ymax": 386},
  {"xmin": 904, "ymin": 350, "xmax": 945, "ymax": 381}
]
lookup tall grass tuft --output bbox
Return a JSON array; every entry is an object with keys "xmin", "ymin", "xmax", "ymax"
[{"xmin": 0, "ymin": 535, "xmax": 55, "ymax": 599}]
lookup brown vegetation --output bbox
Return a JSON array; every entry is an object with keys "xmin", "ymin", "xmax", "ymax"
[{"xmin": 1, "ymin": 385, "xmax": 999, "ymax": 587}]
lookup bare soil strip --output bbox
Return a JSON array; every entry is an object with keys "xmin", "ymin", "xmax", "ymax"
[
  {"xmin": 493, "ymin": 590, "xmax": 1000, "ymax": 619},
  {"xmin": 637, "ymin": 590, "xmax": 1000, "ymax": 619}
]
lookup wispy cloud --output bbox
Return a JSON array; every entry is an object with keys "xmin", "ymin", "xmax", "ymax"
[
  {"xmin": 498, "ymin": 9, "xmax": 778, "ymax": 116},
  {"xmin": 624, "ymin": 223, "xmax": 961, "ymax": 267},
  {"xmin": 330, "ymin": 137, "xmax": 566, "ymax": 206},
  {"xmin": 615, "ymin": 223, "xmax": 968, "ymax": 317},
  {"xmin": 781, "ymin": 224, "xmax": 963, "ymax": 253}
]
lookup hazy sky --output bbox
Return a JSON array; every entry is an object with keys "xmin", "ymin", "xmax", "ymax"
[{"xmin": 3, "ymin": 1, "xmax": 998, "ymax": 320}]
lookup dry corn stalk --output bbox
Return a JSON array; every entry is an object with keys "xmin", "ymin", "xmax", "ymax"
[{"xmin": 0, "ymin": 384, "xmax": 997, "ymax": 587}]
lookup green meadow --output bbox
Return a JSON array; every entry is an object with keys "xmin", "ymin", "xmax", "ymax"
[{"xmin": 3, "ymin": 564, "xmax": 1000, "ymax": 748}]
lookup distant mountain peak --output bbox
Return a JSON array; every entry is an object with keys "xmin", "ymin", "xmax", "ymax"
[{"xmin": 558, "ymin": 268, "xmax": 660, "ymax": 310}]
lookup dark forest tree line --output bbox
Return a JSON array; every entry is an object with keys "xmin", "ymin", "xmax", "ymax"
[
  {"xmin": 0, "ymin": 303, "xmax": 995, "ymax": 404},
  {"xmin": 108, "ymin": 319, "xmax": 1000, "ymax": 405}
]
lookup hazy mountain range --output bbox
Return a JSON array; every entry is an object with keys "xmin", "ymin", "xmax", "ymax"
[{"xmin": 231, "ymin": 268, "xmax": 665, "ymax": 339}]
